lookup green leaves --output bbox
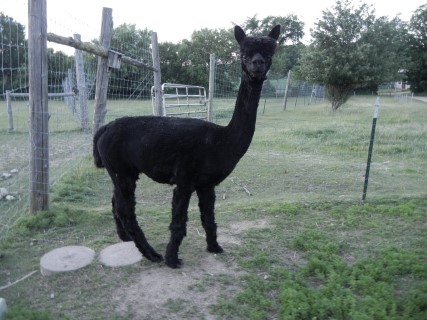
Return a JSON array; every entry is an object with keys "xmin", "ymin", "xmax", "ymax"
[
  {"xmin": 296, "ymin": 0, "xmax": 409, "ymax": 110},
  {"xmin": 407, "ymin": 4, "xmax": 427, "ymax": 93},
  {"xmin": 0, "ymin": 13, "xmax": 27, "ymax": 92}
]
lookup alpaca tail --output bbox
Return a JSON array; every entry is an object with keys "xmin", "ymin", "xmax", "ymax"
[{"xmin": 93, "ymin": 125, "xmax": 108, "ymax": 168}]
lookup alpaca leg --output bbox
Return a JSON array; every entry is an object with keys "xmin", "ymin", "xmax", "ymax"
[
  {"xmin": 196, "ymin": 187, "xmax": 223, "ymax": 254},
  {"xmin": 165, "ymin": 186, "xmax": 192, "ymax": 268},
  {"xmin": 114, "ymin": 175, "xmax": 163, "ymax": 263},
  {"xmin": 112, "ymin": 194, "xmax": 131, "ymax": 241}
]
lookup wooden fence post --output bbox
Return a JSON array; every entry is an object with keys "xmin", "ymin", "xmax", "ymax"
[
  {"xmin": 207, "ymin": 54, "xmax": 216, "ymax": 122},
  {"xmin": 151, "ymin": 32, "xmax": 163, "ymax": 116},
  {"xmin": 74, "ymin": 33, "xmax": 89, "ymax": 131},
  {"xmin": 28, "ymin": 0, "xmax": 49, "ymax": 213},
  {"xmin": 64, "ymin": 68, "xmax": 76, "ymax": 113},
  {"xmin": 283, "ymin": 69, "xmax": 291, "ymax": 111},
  {"xmin": 93, "ymin": 7, "xmax": 113, "ymax": 133},
  {"xmin": 6, "ymin": 90, "xmax": 14, "ymax": 132}
]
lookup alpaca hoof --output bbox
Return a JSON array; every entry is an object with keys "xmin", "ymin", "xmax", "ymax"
[
  {"xmin": 146, "ymin": 251, "xmax": 163, "ymax": 263},
  {"xmin": 165, "ymin": 258, "xmax": 182, "ymax": 269},
  {"xmin": 207, "ymin": 244, "xmax": 224, "ymax": 254}
]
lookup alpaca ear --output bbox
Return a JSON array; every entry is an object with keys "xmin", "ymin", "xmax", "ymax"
[
  {"xmin": 234, "ymin": 25, "xmax": 246, "ymax": 44},
  {"xmin": 268, "ymin": 24, "xmax": 281, "ymax": 41}
]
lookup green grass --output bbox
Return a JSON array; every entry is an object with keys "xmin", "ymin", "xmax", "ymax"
[
  {"xmin": 0, "ymin": 95, "xmax": 426, "ymax": 319},
  {"xmin": 0, "ymin": 99, "xmax": 153, "ymax": 238},
  {"xmin": 212, "ymin": 197, "xmax": 426, "ymax": 319}
]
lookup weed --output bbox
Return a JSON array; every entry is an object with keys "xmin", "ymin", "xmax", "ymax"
[
  {"xmin": 214, "ymin": 201, "xmax": 427, "ymax": 319},
  {"xmin": 15, "ymin": 207, "xmax": 80, "ymax": 234},
  {"xmin": 5, "ymin": 304, "xmax": 69, "ymax": 320}
]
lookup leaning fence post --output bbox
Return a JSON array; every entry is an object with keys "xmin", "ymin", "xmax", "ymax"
[
  {"xmin": 74, "ymin": 33, "xmax": 89, "ymax": 131},
  {"xmin": 362, "ymin": 96, "xmax": 380, "ymax": 202},
  {"xmin": 93, "ymin": 7, "xmax": 113, "ymax": 133}
]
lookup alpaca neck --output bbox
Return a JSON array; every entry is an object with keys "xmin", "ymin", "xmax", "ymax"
[{"xmin": 225, "ymin": 76, "xmax": 263, "ymax": 158}]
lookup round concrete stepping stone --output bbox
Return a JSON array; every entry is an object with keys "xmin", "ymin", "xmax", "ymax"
[
  {"xmin": 40, "ymin": 246, "xmax": 95, "ymax": 276},
  {"xmin": 99, "ymin": 242, "xmax": 142, "ymax": 267}
]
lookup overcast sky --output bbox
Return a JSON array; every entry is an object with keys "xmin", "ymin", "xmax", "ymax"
[{"xmin": 3, "ymin": 0, "xmax": 426, "ymax": 44}]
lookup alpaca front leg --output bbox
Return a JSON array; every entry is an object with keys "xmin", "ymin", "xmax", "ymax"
[
  {"xmin": 197, "ymin": 187, "xmax": 223, "ymax": 254},
  {"xmin": 165, "ymin": 186, "xmax": 192, "ymax": 268}
]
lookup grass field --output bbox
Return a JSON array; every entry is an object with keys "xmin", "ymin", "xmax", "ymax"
[{"xmin": 0, "ymin": 95, "xmax": 426, "ymax": 319}]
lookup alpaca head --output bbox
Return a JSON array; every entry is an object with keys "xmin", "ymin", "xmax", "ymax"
[{"xmin": 234, "ymin": 24, "xmax": 281, "ymax": 82}]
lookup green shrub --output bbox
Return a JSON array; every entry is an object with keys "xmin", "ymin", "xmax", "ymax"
[{"xmin": 16, "ymin": 207, "xmax": 79, "ymax": 233}]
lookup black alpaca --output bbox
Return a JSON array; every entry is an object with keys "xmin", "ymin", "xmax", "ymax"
[{"xmin": 93, "ymin": 25, "xmax": 281, "ymax": 268}]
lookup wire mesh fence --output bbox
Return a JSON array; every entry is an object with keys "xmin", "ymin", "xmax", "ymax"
[
  {"xmin": 0, "ymin": 3, "xmax": 154, "ymax": 238},
  {"xmin": 212, "ymin": 61, "xmax": 325, "ymax": 124},
  {"xmin": 1, "ymin": 3, "xmax": 425, "ymax": 241}
]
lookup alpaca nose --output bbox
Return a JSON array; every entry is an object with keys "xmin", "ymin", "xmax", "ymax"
[{"xmin": 251, "ymin": 53, "xmax": 265, "ymax": 72}]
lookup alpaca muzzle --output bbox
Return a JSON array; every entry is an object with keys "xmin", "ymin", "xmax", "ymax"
[{"xmin": 248, "ymin": 53, "xmax": 267, "ymax": 80}]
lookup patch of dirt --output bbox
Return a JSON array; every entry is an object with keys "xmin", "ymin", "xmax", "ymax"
[
  {"xmin": 219, "ymin": 219, "xmax": 273, "ymax": 246},
  {"xmin": 113, "ymin": 218, "xmax": 272, "ymax": 319},
  {"xmin": 114, "ymin": 254, "xmax": 238, "ymax": 319}
]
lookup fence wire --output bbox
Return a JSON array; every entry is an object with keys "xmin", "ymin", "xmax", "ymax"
[
  {"xmin": 0, "ymin": 4, "xmax": 153, "ymax": 239},
  {"xmin": 1, "ymin": 4, "xmax": 425, "ymax": 242}
]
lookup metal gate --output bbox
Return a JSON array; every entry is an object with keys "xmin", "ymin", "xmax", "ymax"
[{"xmin": 151, "ymin": 83, "xmax": 208, "ymax": 119}]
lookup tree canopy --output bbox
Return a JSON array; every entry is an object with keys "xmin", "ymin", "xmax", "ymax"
[
  {"xmin": 108, "ymin": 23, "xmax": 153, "ymax": 98},
  {"xmin": 159, "ymin": 28, "xmax": 236, "ymax": 90},
  {"xmin": 5, "ymin": 2, "xmax": 422, "ymax": 104},
  {"xmin": 159, "ymin": 15, "xmax": 305, "ymax": 90},
  {"xmin": 0, "ymin": 13, "xmax": 27, "ymax": 93},
  {"xmin": 295, "ymin": 0, "xmax": 408, "ymax": 110},
  {"xmin": 240, "ymin": 15, "xmax": 304, "ymax": 46},
  {"xmin": 406, "ymin": 4, "xmax": 427, "ymax": 93}
]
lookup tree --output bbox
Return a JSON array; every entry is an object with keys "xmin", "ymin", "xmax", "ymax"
[
  {"xmin": 241, "ymin": 15, "xmax": 304, "ymax": 46},
  {"xmin": 159, "ymin": 28, "xmax": 236, "ymax": 89},
  {"xmin": 295, "ymin": 0, "xmax": 408, "ymax": 110},
  {"xmin": 159, "ymin": 16, "xmax": 306, "ymax": 89},
  {"xmin": 0, "ymin": 13, "xmax": 27, "ymax": 94},
  {"xmin": 159, "ymin": 41, "xmax": 184, "ymax": 84},
  {"xmin": 47, "ymin": 48, "xmax": 74, "ymax": 93},
  {"xmin": 406, "ymin": 4, "xmax": 427, "ymax": 93},
  {"xmin": 109, "ymin": 23, "xmax": 153, "ymax": 98}
]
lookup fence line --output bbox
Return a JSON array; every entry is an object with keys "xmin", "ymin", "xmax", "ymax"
[
  {"xmin": 1, "ymin": 3, "xmax": 156, "ymax": 237},
  {"xmin": 6, "ymin": 91, "xmax": 75, "ymax": 132},
  {"xmin": 394, "ymin": 92, "xmax": 414, "ymax": 103},
  {"xmin": 28, "ymin": 4, "xmax": 163, "ymax": 212},
  {"xmin": 1, "ymin": 3, "xmax": 325, "ymax": 237}
]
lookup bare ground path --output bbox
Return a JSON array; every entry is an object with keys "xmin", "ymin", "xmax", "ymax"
[
  {"xmin": 111, "ymin": 219, "xmax": 272, "ymax": 319},
  {"xmin": 413, "ymin": 96, "xmax": 427, "ymax": 103}
]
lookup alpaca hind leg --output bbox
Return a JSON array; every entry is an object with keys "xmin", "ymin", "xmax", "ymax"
[
  {"xmin": 114, "ymin": 175, "xmax": 163, "ymax": 263},
  {"xmin": 196, "ymin": 187, "xmax": 223, "ymax": 254},
  {"xmin": 112, "ymin": 194, "xmax": 132, "ymax": 241},
  {"xmin": 165, "ymin": 186, "xmax": 192, "ymax": 268}
]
